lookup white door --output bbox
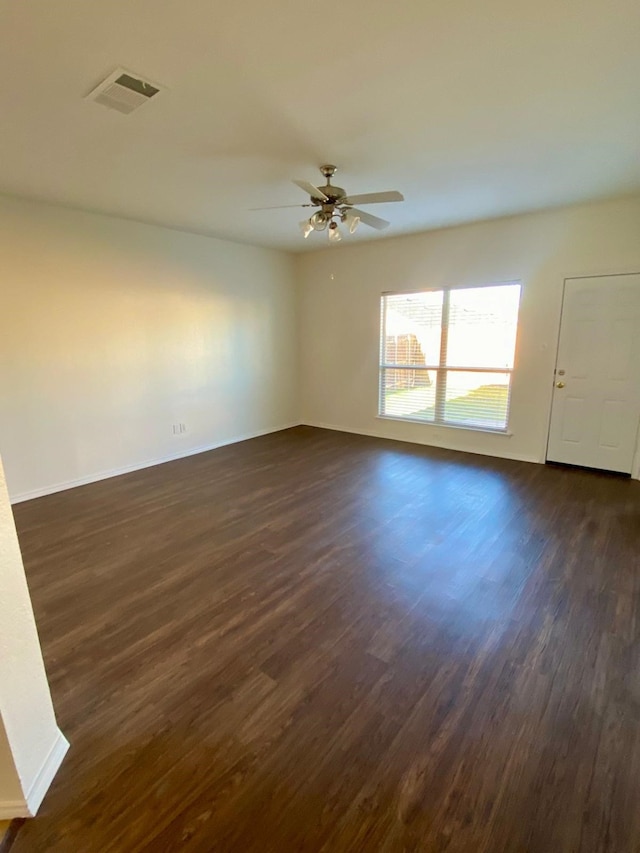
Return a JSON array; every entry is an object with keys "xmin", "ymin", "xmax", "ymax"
[{"xmin": 547, "ymin": 274, "xmax": 640, "ymax": 474}]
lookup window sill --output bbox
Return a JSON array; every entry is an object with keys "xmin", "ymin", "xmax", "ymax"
[{"xmin": 376, "ymin": 414, "xmax": 513, "ymax": 437}]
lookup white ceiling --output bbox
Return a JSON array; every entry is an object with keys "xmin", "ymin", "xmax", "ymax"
[{"xmin": 1, "ymin": 0, "xmax": 639, "ymax": 252}]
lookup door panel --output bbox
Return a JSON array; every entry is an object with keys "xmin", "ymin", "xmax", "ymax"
[
  {"xmin": 598, "ymin": 400, "xmax": 625, "ymax": 448},
  {"xmin": 560, "ymin": 396, "xmax": 585, "ymax": 443},
  {"xmin": 607, "ymin": 319, "xmax": 634, "ymax": 379},
  {"xmin": 547, "ymin": 274, "xmax": 640, "ymax": 473}
]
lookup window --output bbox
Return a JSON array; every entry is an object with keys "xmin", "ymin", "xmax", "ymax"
[{"xmin": 379, "ymin": 283, "xmax": 521, "ymax": 432}]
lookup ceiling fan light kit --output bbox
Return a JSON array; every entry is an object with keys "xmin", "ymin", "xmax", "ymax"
[{"xmin": 257, "ymin": 165, "xmax": 404, "ymax": 243}]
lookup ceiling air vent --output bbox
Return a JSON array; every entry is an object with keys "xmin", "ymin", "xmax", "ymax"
[{"xmin": 87, "ymin": 68, "xmax": 163, "ymax": 115}]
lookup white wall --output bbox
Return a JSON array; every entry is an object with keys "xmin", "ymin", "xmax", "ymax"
[
  {"xmin": 0, "ymin": 455, "xmax": 68, "ymax": 818},
  {"xmin": 0, "ymin": 195, "xmax": 299, "ymax": 502},
  {"xmin": 297, "ymin": 196, "xmax": 640, "ymax": 471},
  {"xmin": 0, "ymin": 724, "xmax": 23, "ymax": 805}
]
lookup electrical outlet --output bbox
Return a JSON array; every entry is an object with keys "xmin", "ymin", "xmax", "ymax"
[{"xmin": 172, "ymin": 423, "xmax": 187, "ymax": 435}]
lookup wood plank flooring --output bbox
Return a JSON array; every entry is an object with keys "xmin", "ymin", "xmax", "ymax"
[{"xmin": 9, "ymin": 426, "xmax": 640, "ymax": 852}]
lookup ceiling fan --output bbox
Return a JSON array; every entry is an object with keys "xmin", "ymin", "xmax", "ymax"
[{"xmin": 252, "ymin": 165, "xmax": 404, "ymax": 242}]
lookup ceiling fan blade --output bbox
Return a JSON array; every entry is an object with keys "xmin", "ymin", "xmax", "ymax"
[
  {"xmin": 342, "ymin": 190, "xmax": 404, "ymax": 206},
  {"xmin": 293, "ymin": 180, "xmax": 329, "ymax": 201},
  {"xmin": 249, "ymin": 203, "xmax": 315, "ymax": 210},
  {"xmin": 351, "ymin": 208, "xmax": 390, "ymax": 230}
]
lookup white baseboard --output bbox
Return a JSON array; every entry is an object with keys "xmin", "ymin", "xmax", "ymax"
[
  {"xmin": 0, "ymin": 799, "xmax": 28, "ymax": 820},
  {"xmin": 24, "ymin": 729, "xmax": 70, "ymax": 817},
  {"xmin": 0, "ymin": 729, "xmax": 69, "ymax": 819},
  {"xmin": 303, "ymin": 420, "xmax": 541, "ymax": 465},
  {"xmin": 10, "ymin": 422, "xmax": 301, "ymax": 504}
]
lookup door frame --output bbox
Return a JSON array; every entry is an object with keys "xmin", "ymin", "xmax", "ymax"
[{"xmin": 545, "ymin": 270, "xmax": 640, "ymax": 480}]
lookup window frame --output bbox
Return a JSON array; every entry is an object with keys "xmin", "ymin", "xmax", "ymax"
[{"xmin": 378, "ymin": 282, "xmax": 521, "ymax": 434}]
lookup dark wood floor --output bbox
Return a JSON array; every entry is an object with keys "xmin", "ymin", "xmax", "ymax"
[{"xmin": 10, "ymin": 426, "xmax": 640, "ymax": 852}]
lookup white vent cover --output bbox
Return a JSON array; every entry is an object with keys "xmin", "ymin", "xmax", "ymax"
[{"xmin": 87, "ymin": 68, "xmax": 163, "ymax": 115}]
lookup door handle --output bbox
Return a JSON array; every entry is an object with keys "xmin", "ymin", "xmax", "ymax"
[{"xmin": 555, "ymin": 381, "xmax": 566, "ymax": 388}]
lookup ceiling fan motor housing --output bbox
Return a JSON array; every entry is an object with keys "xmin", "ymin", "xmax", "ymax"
[
  {"xmin": 314, "ymin": 185, "xmax": 347, "ymax": 206},
  {"xmin": 314, "ymin": 164, "xmax": 348, "ymax": 206}
]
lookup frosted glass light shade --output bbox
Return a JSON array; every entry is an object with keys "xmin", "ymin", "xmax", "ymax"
[
  {"xmin": 342, "ymin": 212, "xmax": 360, "ymax": 233},
  {"xmin": 310, "ymin": 211, "xmax": 329, "ymax": 231},
  {"xmin": 328, "ymin": 222, "xmax": 342, "ymax": 243}
]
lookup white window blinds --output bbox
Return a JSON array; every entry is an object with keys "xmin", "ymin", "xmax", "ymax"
[{"xmin": 379, "ymin": 283, "xmax": 521, "ymax": 432}]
